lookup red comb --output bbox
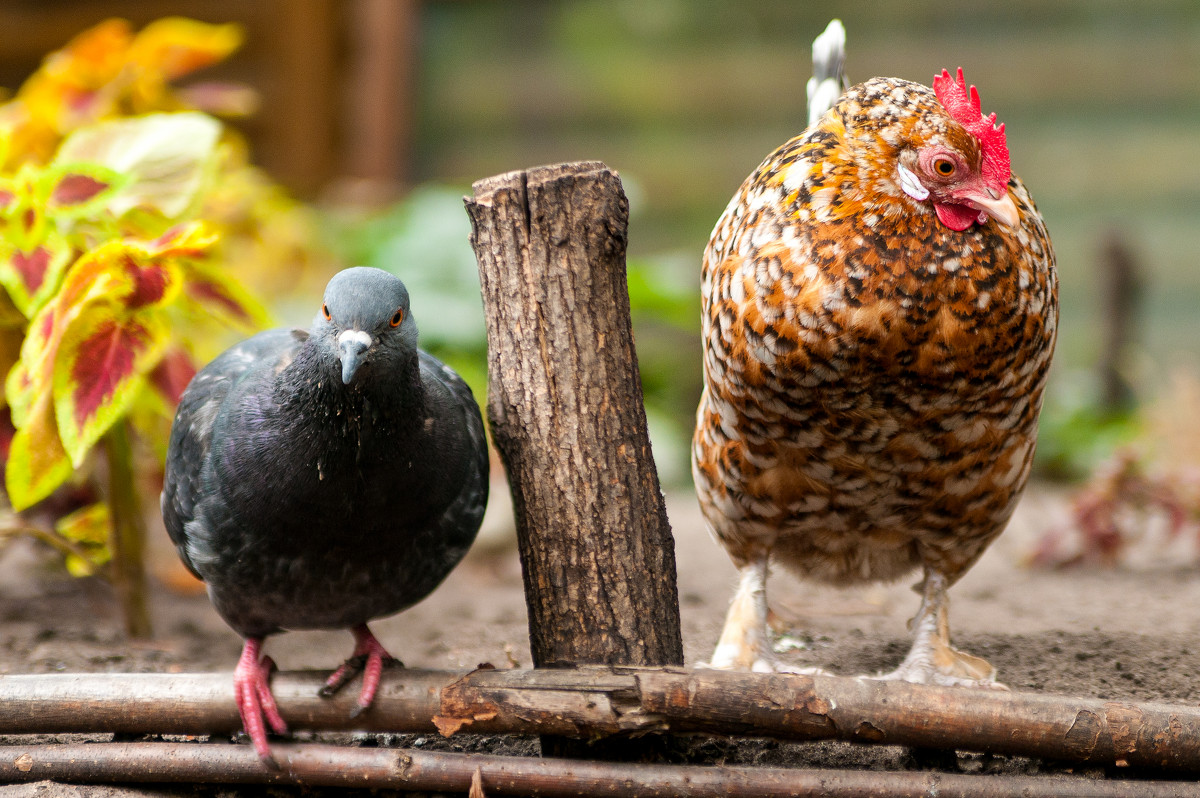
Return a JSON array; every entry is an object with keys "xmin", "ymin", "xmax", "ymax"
[{"xmin": 933, "ymin": 68, "xmax": 1010, "ymax": 193}]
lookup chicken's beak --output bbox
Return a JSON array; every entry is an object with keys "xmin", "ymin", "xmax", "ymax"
[
  {"xmin": 337, "ymin": 329, "xmax": 373, "ymax": 385},
  {"xmin": 962, "ymin": 186, "xmax": 1020, "ymax": 229}
]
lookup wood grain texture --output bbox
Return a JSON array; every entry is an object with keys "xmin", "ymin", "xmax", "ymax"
[
  {"xmin": 0, "ymin": 742, "xmax": 1191, "ymax": 797},
  {"xmin": 465, "ymin": 162, "xmax": 683, "ymax": 671},
  {"xmin": 2, "ymin": 667, "xmax": 1200, "ymax": 774}
]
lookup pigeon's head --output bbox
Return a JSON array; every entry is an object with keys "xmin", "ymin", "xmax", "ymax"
[{"xmin": 313, "ymin": 267, "xmax": 417, "ymax": 386}]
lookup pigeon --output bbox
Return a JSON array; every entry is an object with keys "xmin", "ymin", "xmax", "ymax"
[{"xmin": 161, "ymin": 266, "xmax": 489, "ymax": 765}]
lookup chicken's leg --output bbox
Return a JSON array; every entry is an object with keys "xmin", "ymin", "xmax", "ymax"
[
  {"xmin": 704, "ymin": 552, "xmax": 821, "ymax": 674},
  {"xmin": 877, "ymin": 568, "xmax": 1003, "ymax": 688},
  {"xmin": 319, "ymin": 623, "xmax": 399, "ymax": 716},
  {"xmin": 233, "ymin": 637, "xmax": 288, "ymax": 768}
]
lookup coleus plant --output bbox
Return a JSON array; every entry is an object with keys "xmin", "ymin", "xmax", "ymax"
[
  {"xmin": 1, "ymin": 112, "xmax": 267, "ymax": 526},
  {"xmin": 0, "ymin": 18, "xmax": 288, "ymax": 636},
  {"xmin": 2, "ymin": 112, "xmax": 268, "ymax": 510}
]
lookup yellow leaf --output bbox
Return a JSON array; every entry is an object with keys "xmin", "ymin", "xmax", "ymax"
[
  {"xmin": 56, "ymin": 501, "xmax": 111, "ymax": 544},
  {"xmin": 129, "ymin": 18, "xmax": 243, "ymax": 81},
  {"xmin": 5, "ymin": 392, "xmax": 71, "ymax": 511},
  {"xmin": 55, "ymin": 501, "xmax": 112, "ymax": 576}
]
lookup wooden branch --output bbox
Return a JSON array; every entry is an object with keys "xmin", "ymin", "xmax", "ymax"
[
  {"xmin": 2, "ymin": 667, "xmax": 1200, "ymax": 773},
  {"xmin": 465, "ymin": 161, "xmax": 683, "ymax": 674},
  {"xmin": 0, "ymin": 742, "xmax": 1190, "ymax": 797},
  {"xmin": 1098, "ymin": 228, "xmax": 1142, "ymax": 413}
]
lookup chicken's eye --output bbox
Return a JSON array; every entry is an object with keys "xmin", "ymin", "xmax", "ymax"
[
  {"xmin": 933, "ymin": 158, "xmax": 956, "ymax": 176},
  {"xmin": 321, "ymin": 303, "xmax": 331, "ymax": 321},
  {"xmin": 390, "ymin": 308, "xmax": 404, "ymax": 327}
]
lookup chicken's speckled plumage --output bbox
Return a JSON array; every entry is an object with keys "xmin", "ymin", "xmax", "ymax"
[{"xmin": 693, "ymin": 33, "xmax": 1056, "ymax": 683}]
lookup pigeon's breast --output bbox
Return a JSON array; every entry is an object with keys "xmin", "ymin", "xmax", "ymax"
[{"xmin": 191, "ymin": 394, "xmax": 465, "ymax": 636}]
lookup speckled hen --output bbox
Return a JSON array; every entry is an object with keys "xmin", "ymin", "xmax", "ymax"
[
  {"xmin": 162, "ymin": 266, "xmax": 488, "ymax": 764},
  {"xmin": 692, "ymin": 24, "xmax": 1056, "ymax": 685}
]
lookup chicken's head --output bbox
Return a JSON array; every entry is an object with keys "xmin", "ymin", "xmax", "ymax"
[{"xmin": 895, "ymin": 68, "xmax": 1018, "ymax": 232}]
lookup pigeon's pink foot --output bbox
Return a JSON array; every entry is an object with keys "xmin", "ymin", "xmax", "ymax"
[
  {"xmin": 319, "ymin": 623, "xmax": 398, "ymax": 717},
  {"xmin": 234, "ymin": 637, "xmax": 288, "ymax": 768}
]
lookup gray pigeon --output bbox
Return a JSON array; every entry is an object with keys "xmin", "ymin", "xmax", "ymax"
[{"xmin": 162, "ymin": 266, "xmax": 488, "ymax": 765}]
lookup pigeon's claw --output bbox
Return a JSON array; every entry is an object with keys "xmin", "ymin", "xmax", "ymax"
[
  {"xmin": 320, "ymin": 654, "xmax": 367, "ymax": 697},
  {"xmin": 234, "ymin": 638, "xmax": 288, "ymax": 768},
  {"xmin": 320, "ymin": 623, "xmax": 400, "ymax": 716}
]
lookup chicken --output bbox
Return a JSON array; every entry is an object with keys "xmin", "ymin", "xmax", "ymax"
[{"xmin": 691, "ymin": 22, "xmax": 1057, "ymax": 685}]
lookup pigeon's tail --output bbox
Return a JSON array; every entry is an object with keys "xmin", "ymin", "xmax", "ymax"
[{"xmin": 805, "ymin": 19, "xmax": 848, "ymax": 128}]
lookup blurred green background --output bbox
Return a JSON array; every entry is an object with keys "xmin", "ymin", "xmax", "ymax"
[
  {"xmin": 410, "ymin": 0, "xmax": 1200, "ymax": 482},
  {"xmin": 3, "ymin": 0, "xmax": 1197, "ymax": 484}
]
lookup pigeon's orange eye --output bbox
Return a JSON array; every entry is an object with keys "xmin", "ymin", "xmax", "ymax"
[
  {"xmin": 321, "ymin": 303, "xmax": 331, "ymax": 321},
  {"xmin": 933, "ymin": 158, "xmax": 955, "ymax": 176},
  {"xmin": 390, "ymin": 308, "xmax": 404, "ymax": 327}
]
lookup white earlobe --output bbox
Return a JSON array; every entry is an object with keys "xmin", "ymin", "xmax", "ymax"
[{"xmin": 897, "ymin": 164, "xmax": 929, "ymax": 201}]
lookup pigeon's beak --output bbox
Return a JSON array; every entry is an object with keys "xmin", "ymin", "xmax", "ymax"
[{"xmin": 337, "ymin": 329, "xmax": 373, "ymax": 385}]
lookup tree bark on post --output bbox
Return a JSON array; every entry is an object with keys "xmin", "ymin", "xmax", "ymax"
[{"xmin": 466, "ymin": 162, "xmax": 684, "ymax": 755}]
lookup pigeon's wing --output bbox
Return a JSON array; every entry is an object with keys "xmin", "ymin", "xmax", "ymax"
[
  {"xmin": 161, "ymin": 328, "xmax": 307, "ymax": 578},
  {"xmin": 418, "ymin": 350, "xmax": 489, "ymax": 556}
]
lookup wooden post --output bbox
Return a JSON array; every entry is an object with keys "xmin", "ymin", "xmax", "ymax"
[
  {"xmin": 465, "ymin": 162, "xmax": 684, "ymax": 755},
  {"xmin": 1098, "ymin": 229, "xmax": 1141, "ymax": 415}
]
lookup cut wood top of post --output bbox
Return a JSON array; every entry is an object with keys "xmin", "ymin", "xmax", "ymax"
[{"xmin": 470, "ymin": 160, "xmax": 613, "ymax": 205}]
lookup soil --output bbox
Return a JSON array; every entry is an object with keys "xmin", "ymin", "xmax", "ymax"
[{"xmin": 1, "ymin": 483, "xmax": 1199, "ymax": 795}]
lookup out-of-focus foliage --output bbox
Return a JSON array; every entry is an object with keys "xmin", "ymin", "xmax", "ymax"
[
  {"xmin": 0, "ymin": 18, "xmax": 325, "ymax": 583},
  {"xmin": 1034, "ymin": 371, "xmax": 1142, "ymax": 482},
  {"xmin": 321, "ymin": 183, "xmax": 700, "ymax": 481},
  {"xmin": 55, "ymin": 501, "xmax": 112, "ymax": 577},
  {"xmin": 1029, "ymin": 370, "xmax": 1200, "ymax": 569},
  {"xmin": 0, "ymin": 17, "xmax": 247, "ymax": 170}
]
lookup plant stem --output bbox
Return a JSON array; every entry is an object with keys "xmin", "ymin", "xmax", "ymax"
[
  {"xmin": 105, "ymin": 421, "xmax": 151, "ymax": 639},
  {"xmin": 0, "ymin": 516, "xmax": 97, "ymax": 575}
]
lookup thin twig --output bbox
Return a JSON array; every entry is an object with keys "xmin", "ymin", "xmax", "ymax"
[
  {"xmin": 0, "ymin": 517, "xmax": 98, "ymax": 575},
  {"xmin": 0, "ymin": 743, "xmax": 1190, "ymax": 798}
]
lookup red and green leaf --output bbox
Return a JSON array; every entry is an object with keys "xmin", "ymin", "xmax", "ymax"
[
  {"xmin": 5, "ymin": 239, "xmax": 138, "ymax": 425},
  {"xmin": 0, "ymin": 234, "xmax": 75, "ymax": 318},
  {"xmin": 0, "ymin": 406, "xmax": 15, "ymax": 462},
  {"xmin": 53, "ymin": 113, "xmax": 222, "ymax": 219},
  {"xmin": 41, "ymin": 162, "xmax": 128, "ymax": 219},
  {"xmin": 148, "ymin": 346, "xmax": 195, "ymax": 405},
  {"xmin": 8, "ymin": 306, "xmax": 66, "ymax": 430},
  {"xmin": 182, "ymin": 256, "xmax": 270, "ymax": 331},
  {"xmin": 0, "ymin": 173, "xmax": 46, "ymax": 252},
  {"xmin": 7, "ymin": 225, "xmax": 206, "ymax": 446},
  {"xmin": 53, "ymin": 307, "xmax": 169, "ymax": 465}
]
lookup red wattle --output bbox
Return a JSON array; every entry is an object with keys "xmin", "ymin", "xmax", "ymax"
[{"xmin": 934, "ymin": 202, "xmax": 979, "ymax": 231}]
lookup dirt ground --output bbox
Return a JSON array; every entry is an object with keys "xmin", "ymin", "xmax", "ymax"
[{"xmin": 1, "ymin": 482, "xmax": 1199, "ymax": 795}]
